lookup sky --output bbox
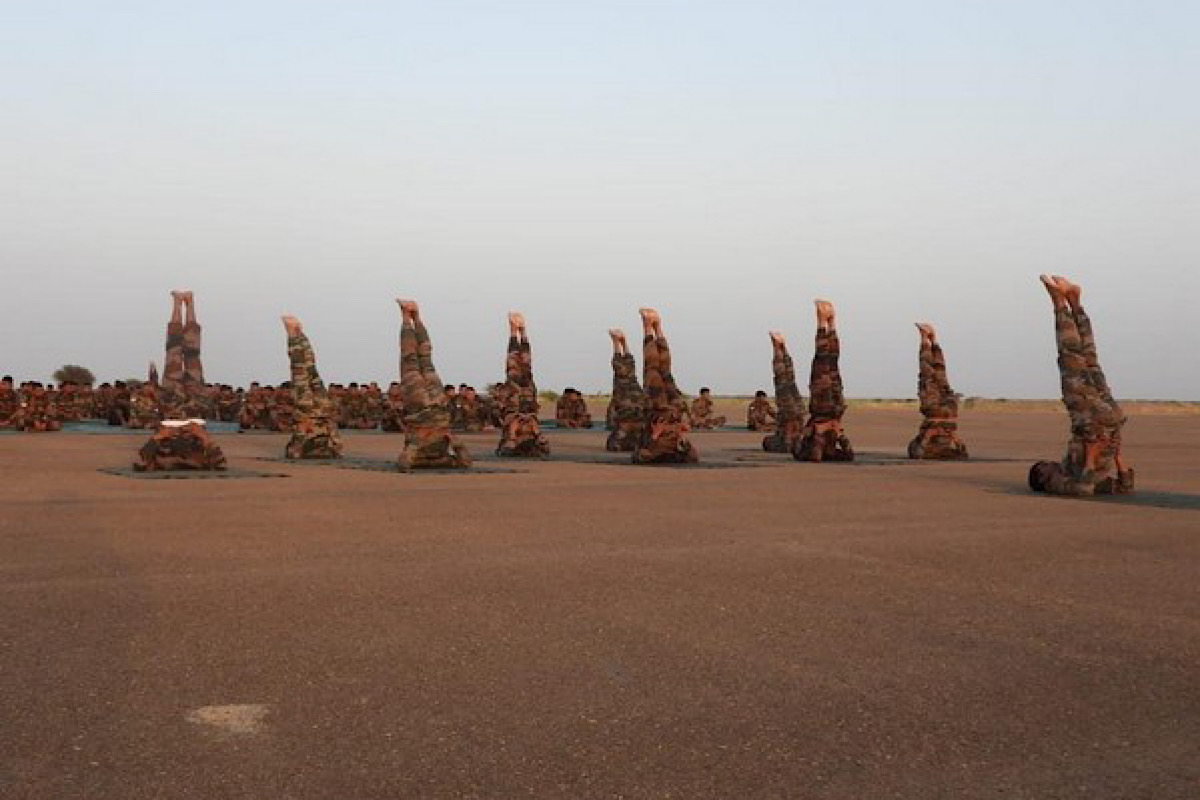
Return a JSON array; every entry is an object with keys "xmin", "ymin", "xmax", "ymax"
[{"xmin": 3, "ymin": 0, "xmax": 1197, "ymax": 398}]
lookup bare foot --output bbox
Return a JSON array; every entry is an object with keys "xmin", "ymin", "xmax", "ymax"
[
  {"xmin": 915, "ymin": 322, "xmax": 935, "ymax": 339},
  {"xmin": 281, "ymin": 315, "xmax": 302, "ymax": 337},
  {"xmin": 815, "ymin": 300, "xmax": 835, "ymax": 330},
  {"xmin": 1039, "ymin": 274, "xmax": 1066, "ymax": 306},
  {"xmin": 1054, "ymin": 275, "xmax": 1082, "ymax": 308},
  {"xmin": 170, "ymin": 290, "xmax": 184, "ymax": 302},
  {"xmin": 397, "ymin": 299, "xmax": 418, "ymax": 321},
  {"xmin": 769, "ymin": 330, "xmax": 785, "ymax": 348}
]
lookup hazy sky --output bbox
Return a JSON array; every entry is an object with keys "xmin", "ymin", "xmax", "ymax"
[{"xmin": 3, "ymin": 1, "xmax": 1197, "ymax": 398}]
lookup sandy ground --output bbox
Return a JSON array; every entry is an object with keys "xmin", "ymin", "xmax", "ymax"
[{"xmin": 1, "ymin": 408, "xmax": 1197, "ymax": 799}]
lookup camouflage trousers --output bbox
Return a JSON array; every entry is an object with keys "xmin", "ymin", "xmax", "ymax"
[
  {"xmin": 764, "ymin": 347, "xmax": 804, "ymax": 452},
  {"xmin": 796, "ymin": 329, "xmax": 852, "ymax": 462},
  {"xmin": 286, "ymin": 333, "xmax": 343, "ymax": 459},
  {"xmin": 606, "ymin": 353, "xmax": 646, "ymax": 450},
  {"xmin": 909, "ymin": 341, "xmax": 967, "ymax": 460},
  {"xmin": 135, "ymin": 423, "xmax": 226, "ymax": 471},
  {"xmin": 399, "ymin": 321, "xmax": 470, "ymax": 470},
  {"xmin": 162, "ymin": 321, "xmax": 205, "ymax": 410}
]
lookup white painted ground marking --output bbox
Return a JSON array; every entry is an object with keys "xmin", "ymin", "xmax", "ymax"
[{"xmin": 186, "ymin": 704, "xmax": 270, "ymax": 735}]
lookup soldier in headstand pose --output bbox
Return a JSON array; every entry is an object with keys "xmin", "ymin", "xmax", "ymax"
[
  {"xmin": 1029, "ymin": 275, "xmax": 1133, "ymax": 496},
  {"xmin": 908, "ymin": 323, "xmax": 968, "ymax": 460},
  {"xmin": 634, "ymin": 308, "xmax": 698, "ymax": 464},
  {"xmin": 134, "ymin": 291, "xmax": 226, "ymax": 471},
  {"xmin": 763, "ymin": 331, "xmax": 805, "ymax": 452},
  {"xmin": 282, "ymin": 316, "xmax": 343, "ymax": 459},
  {"xmin": 794, "ymin": 300, "xmax": 853, "ymax": 462},
  {"xmin": 605, "ymin": 328, "xmax": 647, "ymax": 452},
  {"xmin": 160, "ymin": 290, "xmax": 209, "ymax": 419},
  {"xmin": 495, "ymin": 312, "xmax": 550, "ymax": 457},
  {"xmin": 396, "ymin": 300, "xmax": 471, "ymax": 471}
]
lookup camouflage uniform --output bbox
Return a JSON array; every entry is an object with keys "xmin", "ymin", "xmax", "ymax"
[
  {"xmin": 688, "ymin": 396, "xmax": 726, "ymax": 429},
  {"xmin": 13, "ymin": 386, "xmax": 63, "ymax": 431},
  {"xmin": 0, "ymin": 382, "xmax": 18, "ymax": 427},
  {"xmin": 746, "ymin": 396, "xmax": 776, "ymax": 432},
  {"xmin": 555, "ymin": 392, "xmax": 593, "ymax": 429},
  {"xmin": 794, "ymin": 328, "xmax": 853, "ymax": 462},
  {"xmin": 285, "ymin": 332, "xmax": 343, "ymax": 459},
  {"xmin": 127, "ymin": 385, "xmax": 161, "ymax": 429},
  {"xmin": 270, "ymin": 387, "xmax": 296, "ymax": 432},
  {"xmin": 238, "ymin": 387, "xmax": 273, "ymax": 430},
  {"xmin": 635, "ymin": 334, "xmax": 698, "ymax": 464},
  {"xmin": 380, "ymin": 384, "xmax": 406, "ymax": 432},
  {"xmin": 606, "ymin": 353, "xmax": 646, "ymax": 452},
  {"xmin": 1036, "ymin": 304, "xmax": 1131, "ymax": 496},
  {"xmin": 456, "ymin": 391, "xmax": 488, "ymax": 432},
  {"xmin": 398, "ymin": 319, "xmax": 471, "ymax": 470},
  {"xmin": 162, "ymin": 319, "xmax": 205, "ymax": 406},
  {"xmin": 214, "ymin": 386, "xmax": 240, "ymax": 422},
  {"xmin": 496, "ymin": 335, "xmax": 550, "ymax": 457},
  {"xmin": 341, "ymin": 386, "xmax": 376, "ymax": 429},
  {"xmin": 134, "ymin": 421, "xmax": 227, "ymax": 471},
  {"xmin": 908, "ymin": 339, "xmax": 968, "ymax": 460},
  {"xmin": 764, "ymin": 343, "xmax": 805, "ymax": 452}
]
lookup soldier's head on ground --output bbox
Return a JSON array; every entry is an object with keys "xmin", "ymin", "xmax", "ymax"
[{"xmin": 1028, "ymin": 460, "xmax": 1058, "ymax": 493}]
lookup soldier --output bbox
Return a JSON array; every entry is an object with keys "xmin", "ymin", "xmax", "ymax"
[
  {"xmin": 238, "ymin": 383, "xmax": 273, "ymax": 430},
  {"xmin": 0, "ymin": 376, "xmax": 17, "ymax": 428},
  {"xmin": 339, "ymin": 383, "xmax": 373, "ymax": 429},
  {"xmin": 555, "ymin": 388, "xmax": 593, "ymax": 429},
  {"xmin": 794, "ymin": 301, "xmax": 853, "ymax": 462},
  {"xmin": 13, "ymin": 382, "xmax": 63, "ymax": 431},
  {"xmin": 495, "ymin": 312, "xmax": 550, "ymax": 457},
  {"xmin": 160, "ymin": 290, "xmax": 206, "ymax": 418},
  {"xmin": 634, "ymin": 308, "xmax": 698, "ymax": 464},
  {"xmin": 127, "ymin": 381, "xmax": 161, "ymax": 429},
  {"xmin": 214, "ymin": 384, "xmax": 240, "ymax": 422},
  {"xmin": 457, "ymin": 386, "xmax": 488, "ymax": 432},
  {"xmin": 908, "ymin": 323, "xmax": 968, "ymax": 460},
  {"xmin": 746, "ymin": 390, "xmax": 776, "ymax": 432},
  {"xmin": 689, "ymin": 387, "xmax": 726, "ymax": 429},
  {"xmin": 1029, "ymin": 275, "xmax": 1133, "ymax": 497},
  {"xmin": 270, "ymin": 384, "xmax": 296, "ymax": 432},
  {"xmin": 134, "ymin": 420, "xmax": 227, "ymax": 471},
  {"xmin": 763, "ymin": 331, "xmax": 805, "ymax": 452},
  {"xmin": 281, "ymin": 316, "xmax": 343, "ymax": 459},
  {"xmin": 381, "ymin": 382, "xmax": 406, "ymax": 432},
  {"xmin": 396, "ymin": 300, "xmax": 472, "ymax": 471},
  {"xmin": 605, "ymin": 328, "xmax": 647, "ymax": 451},
  {"xmin": 108, "ymin": 381, "xmax": 132, "ymax": 427}
]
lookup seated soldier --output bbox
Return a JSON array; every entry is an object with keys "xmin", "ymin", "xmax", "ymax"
[
  {"xmin": 127, "ymin": 381, "xmax": 161, "ymax": 429},
  {"xmin": 908, "ymin": 323, "xmax": 968, "ymax": 460},
  {"xmin": 495, "ymin": 312, "xmax": 550, "ymax": 457},
  {"xmin": 238, "ymin": 383, "xmax": 273, "ymax": 430},
  {"xmin": 381, "ymin": 381, "xmax": 406, "ymax": 432},
  {"xmin": 14, "ymin": 382, "xmax": 63, "ymax": 432},
  {"xmin": 633, "ymin": 308, "xmax": 698, "ymax": 464},
  {"xmin": 763, "ymin": 331, "xmax": 804, "ymax": 452},
  {"xmin": 341, "ymin": 383, "xmax": 375, "ymax": 429},
  {"xmin": 271, "ymin": 385, "xmax": 296, "ymax": 432},
  {"xmin": 746, "ymin": 390, "xmax": 776, "ymax": 432},
  {"xmin": 0, "ymin": 376, "xmax": 18, "ymax": 428},
  {"xmin": 365, "ymin": 382, "xmax": 385, "ymax": 428},
  {"xmin": 689, "ymin": 387, "xmax": 726, "ymax": 429},
  {"xmin": 396, "ymin": 299, "xmax": 472, "ymax": 471},
  {"xmin": 457, "ymin": 386, "xmax": 488, "ymax": 432},
  {"xmin": 556, "ymin": 387, "xmax": 593, "ymax": 428},
  {"xmin": 215, "ymin": 384, "xmax": 240, "ymax": 422},
  {"xmin": 134, "ymin": 419, "xmax": 227, "ymax": 471},
  {"xmin": 794, "ymin": 301, "xmax": 854, "ymax": 462},
  {"xmin": 282, "ymin": 316, "xmax": 343, "ymax": 459},
  {"xmin": 108, "ymin": 381, "xmax": 132, "ymax": 427},
  {"xmin": 1029, "ymin": 275, "xmax": 1133, "ymax": 497}
]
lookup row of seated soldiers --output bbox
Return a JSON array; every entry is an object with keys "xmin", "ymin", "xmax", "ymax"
[{"xmin": 1, "ymin": 373, "xmax": 736, "ymax": 433}]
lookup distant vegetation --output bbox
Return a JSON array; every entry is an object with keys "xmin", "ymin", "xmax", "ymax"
[{"xmin": 53, "ymin": 364, "xmax": 95, "ymax": 386}]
